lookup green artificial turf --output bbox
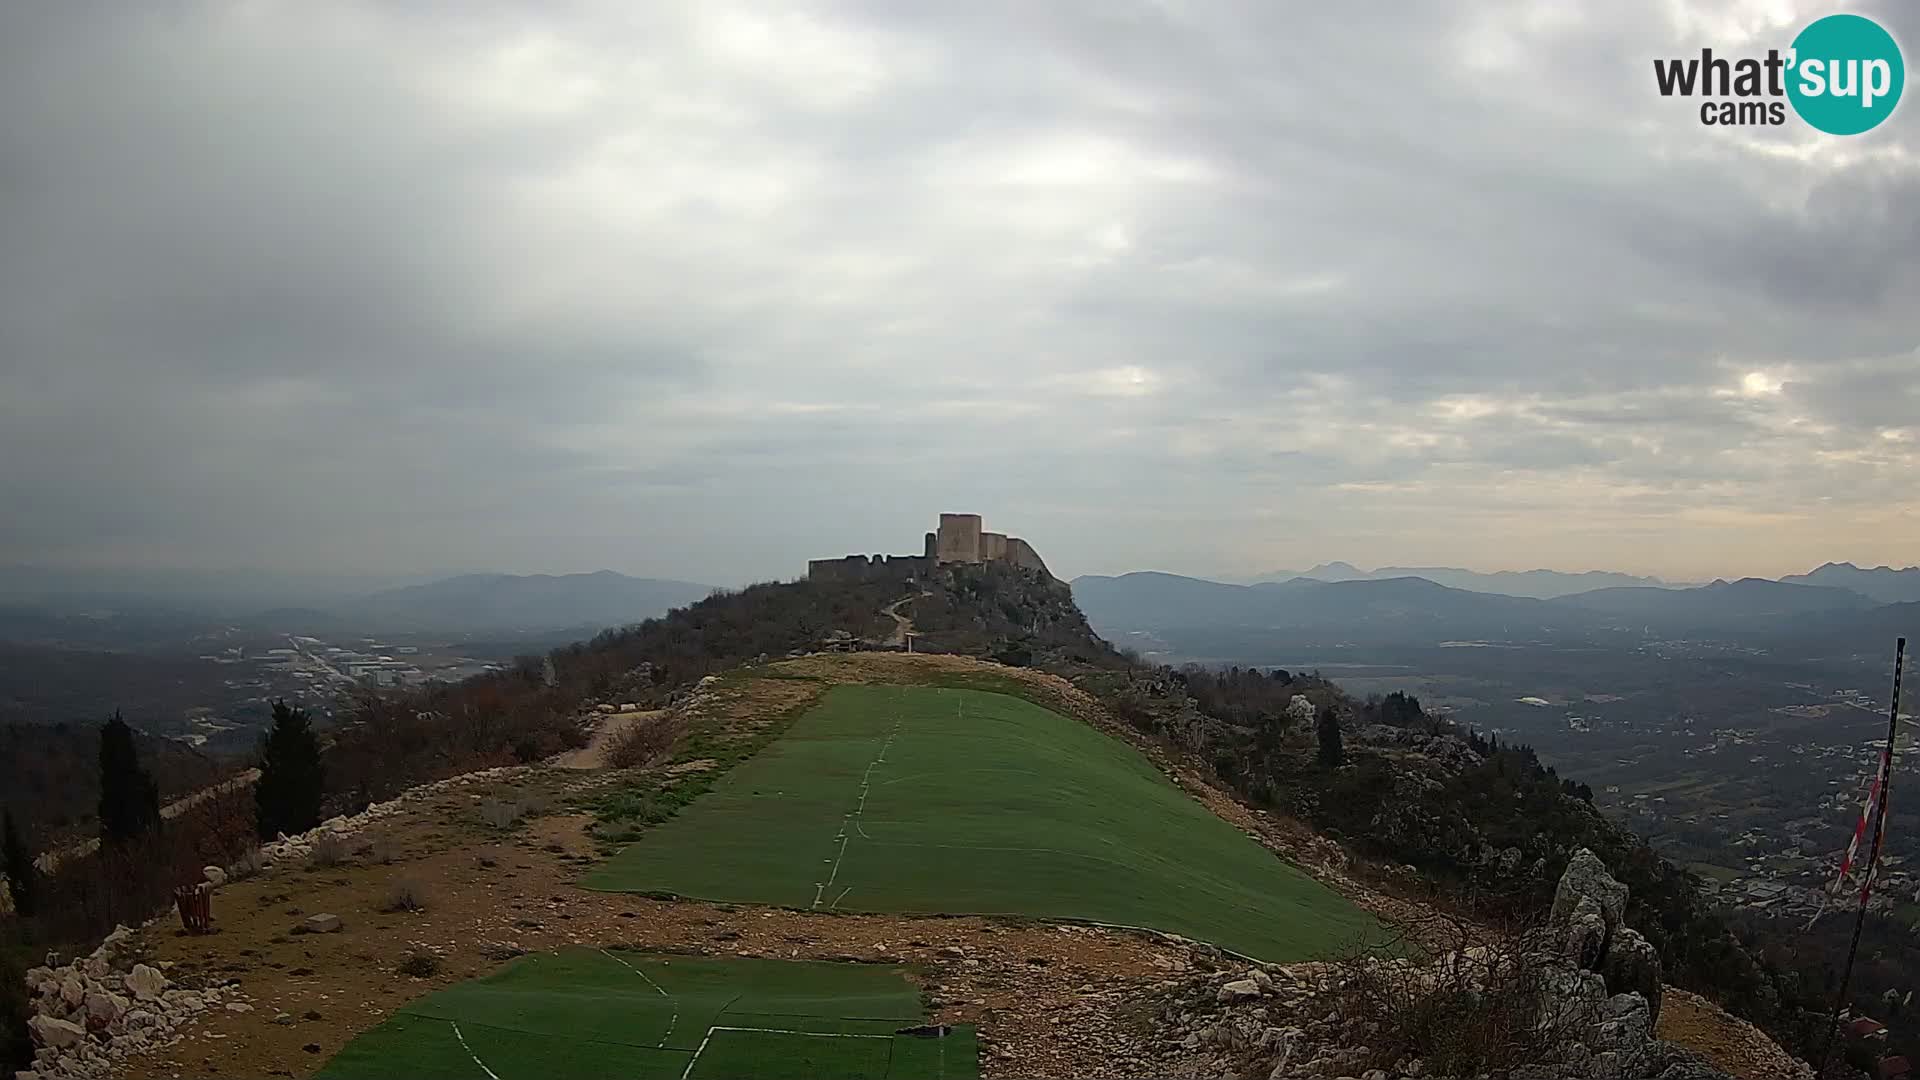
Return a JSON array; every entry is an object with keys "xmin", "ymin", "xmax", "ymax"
[
  {"xmin": 585, "ymin": 684, "xmax": 1377, "ymax": 960},
  {"xmin": 316, "ymin": 950, "xmax": 974, "ymax": 1080}
]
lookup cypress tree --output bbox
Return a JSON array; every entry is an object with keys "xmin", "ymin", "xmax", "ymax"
[
  {"xmin": 255, "ymin": 700, "xmax": 325, "ymax": 840},
  {"xmin": 1316, "ymin": 704, "xmax": 1345, "ymax": 768},
  {"xmin": 98, "ymin": 711, "xmax": 160, "ymax": 844}
]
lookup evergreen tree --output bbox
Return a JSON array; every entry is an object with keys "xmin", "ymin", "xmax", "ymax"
[
  {"xmin": 97, "ymin": 711, "xmax": 160, "ymax": 844},
  {"xmin": 1316, "ymin": 704, "xmax": 1345, "ymax": 768},
  {"xmin": 255, "ymin": 700, "xmax": 325, "ymax": 840},
  {"xmin": 2, "ymin": 809, "xmax": 33, "ymax": 917}
]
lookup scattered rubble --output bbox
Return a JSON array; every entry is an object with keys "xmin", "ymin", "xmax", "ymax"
[{"xmin": 19, "ymin": 924, "xmax": 251, "ymax": 1080}]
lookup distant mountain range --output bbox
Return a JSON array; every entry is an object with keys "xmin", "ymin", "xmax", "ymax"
[
  {"xmin": 1778, "ymin": 562, "xmax": 1920, "ymax": 604},
  {"xmin": 1251, "ymin": 562, "xmax": 1676, "ymax": 599},
  {"xmin": 1071, "ymin": 568, "xmax": 1912, "ymax": 650},
  {"xmin": 345, "ymin": 571, "xmax": 715, "ymax": 632}
]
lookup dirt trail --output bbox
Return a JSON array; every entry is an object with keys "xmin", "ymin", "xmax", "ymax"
[
  {"xmin": 550, "ymin": 709, "xmax": 665, "ymax": 769},
  {"xmin": 880, "ymin": 590, "xmax": 931, "ymax": 647}
]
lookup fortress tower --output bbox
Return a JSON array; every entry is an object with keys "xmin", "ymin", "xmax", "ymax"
[{"xmin": 809, "ymin": 512, "xmax": 1051, "ymax": 581}]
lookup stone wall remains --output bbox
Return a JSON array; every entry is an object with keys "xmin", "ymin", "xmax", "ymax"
[{"xmin": 807, "ymin": 554, "xmax": 931, "ymax": 583}]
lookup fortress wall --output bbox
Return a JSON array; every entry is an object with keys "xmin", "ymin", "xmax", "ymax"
[
  {"xmin": 808, "ymin": 555, "xmax": 932, "ymax": 583},
  {"xmin": 936, "ymin": 513, "xmax": 983, "ymax": 563},
  {"xmin": 1003, "ymin": 537, "xmax": 1051, "ymax": 576},
  {"xmin": 980, "ymin": 532, "xmax": 1008, "ymax": 561}
]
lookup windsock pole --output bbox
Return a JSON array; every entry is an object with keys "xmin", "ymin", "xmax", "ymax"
[{"xmin": 1818, "ymin": 636, "xmax": 1905, "ymax": 1075}]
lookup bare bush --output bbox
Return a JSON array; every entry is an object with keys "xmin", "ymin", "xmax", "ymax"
[
  {"xmin": 397, "ymin": 949, "xmax": 440, "ymax": 977},
  {"xmin": 382, "ymin": 877, "xmax": 428, "ymax": 913},
  {"xmin": 306, "ymin": 832, "xmax": 350, "ymax": 869},
  {"xmin": 29, "ymin": 786, "xmax": 256, "ymax": 948},
  {"xmin": 365, "ymin": 834, "xmax": 396, "ymax": 865},
  {"xmin": 1325, "ymin": 912, "xmax": 1585, "ymax": 1075},
  {"xmin": 476, "ymin": 799, "xmax": 520, "ymax": 830},
  {"xmin": 227, "ymin": 846, "xmax": 266, "ymax": 882},
  {"xmin": 606, "ymin": 714, "xmax": 686, "ymax": 769}
]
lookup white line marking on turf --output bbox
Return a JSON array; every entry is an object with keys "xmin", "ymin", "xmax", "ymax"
[
  {"xmin": 681, "ymin": 1023, "xmax": 898, "ymax": 1077},
  {"xmin": 831, "ymin": 884, "xmax": 853, "ymax": 909},
  {"xmin": 600, "ymin": 948, "xmax": 678, "ymax": 1048},
  {"xmin": 449, "ymin": 1020, "xmax": 502, "ymax": 1080},
  {"xmin": 812, "ymin": 716, "xmax": 901, "ymax": 909}
]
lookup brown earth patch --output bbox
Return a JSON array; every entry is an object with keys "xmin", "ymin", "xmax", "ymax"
[
  {"xmin": 1657, "ymin": 986, "xmax": 1812, "ymax": 1080},
  {"xmin": 115, "ymin": 765, "xmax": 1191, "ymax": 1079}
]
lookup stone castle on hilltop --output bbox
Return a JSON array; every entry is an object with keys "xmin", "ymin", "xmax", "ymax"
[{"xmin": 808, "ymin": 513, "xmax": 1051, "ymax": 582}]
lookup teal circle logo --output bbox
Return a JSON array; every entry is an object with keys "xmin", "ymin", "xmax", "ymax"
[{"xmin": 1787, "ymin": 14, "xmax": 1904, "ymax": 135}]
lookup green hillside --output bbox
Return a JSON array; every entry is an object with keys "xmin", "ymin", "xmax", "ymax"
[{"xmin": 586, "ymin": 684, "xmax": 1375, "ymax": 960}]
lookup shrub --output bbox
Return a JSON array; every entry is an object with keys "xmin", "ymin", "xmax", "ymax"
[
  {"xmin": 476, "ymin": 799, "xmax": 520, "ymax": 830},
  {"xmin": 365, "ymin": 835, "xmax": 396, "ymax": 865},
  {"xmin": 227, "ymin": 846, "xmax": 266, "ymax": 882},
  {"xmin": 1323, "ymin": 915, "xmax": 1582, "ymax": 1076},
  {"xmin": 306, "ymin": 832, "xmax": 350, "ymax": 869},
  {"xmin": 606, "ymin": 715, "xmax": 685, "ymax": 770},
  {"xmin": 397, "ymin": 949, "xmax": 440, "ymax": 977},
  {"xmin": 382, "ymin": 877, "xmax": 428, "ymax": 914}
]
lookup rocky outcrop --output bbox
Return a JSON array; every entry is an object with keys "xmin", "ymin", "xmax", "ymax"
[
  {"xmin": 21, "ymin": 924, "xmax": 251, "ymax": 1079},
  {"xmin": 1138, "ymin": 851, "xmax": 1793, "ymax": 1080},
  {"xmin": 1551, "ymin": 847, "xmax": 1662, "ymax": 1024}
]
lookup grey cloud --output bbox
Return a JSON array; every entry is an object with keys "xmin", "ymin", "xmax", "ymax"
[{"xmin": 2, "ymin": 0, "xmax": 1917, "ymax": 586}]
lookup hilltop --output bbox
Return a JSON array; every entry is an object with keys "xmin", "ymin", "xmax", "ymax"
[{"xmin": 5, "ymin": 558, "xmax": 1824, "ymax": 1079}]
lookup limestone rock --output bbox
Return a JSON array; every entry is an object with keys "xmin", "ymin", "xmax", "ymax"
[
  {"xmin": 1216, "ymin": 979, "xmax": 1263, "ymax": 1004},
  {"xmin": 1565, "ymin": 894, "xmax": 1609, "ymax": 969},
  {"xmin": 1602, "ymin": 928, "xmax": 1664, "ymax": 1023},
  {"xmin": 304, "ymin": 913, "xmax": 344, "ymax": 934},
  {"xmin": 124, "ymin": 964, "xmax": 166, "ymax": 1001},
  {"xmin": 202, "ymin": 865, "xmax": 227, "ymax": 888},
  {"xmin": 83, "ymin": 990, "xmax": 127, "ymax": 1025},
  {"xmin": 1551, "ymin": 848, "xmax": 1627, "ymax": 937},
  {"xmin": 27, "ymin": 1016, "xmax": 85, "ymax": 1049}
]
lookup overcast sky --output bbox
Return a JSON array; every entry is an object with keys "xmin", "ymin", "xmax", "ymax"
[{"xmin": 3, "ymin": 1, "xmax": 1917, "ymax": 588}]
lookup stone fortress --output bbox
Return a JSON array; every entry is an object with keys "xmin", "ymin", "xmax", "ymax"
[{"xmin": 808, "ymin": 513, "xmax": 1051, "ymax": 582}]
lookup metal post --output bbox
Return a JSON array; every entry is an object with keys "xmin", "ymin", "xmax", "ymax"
[{"xmin": 1818, "ymin": 637, "xmax": 1905, "ymax": 1075}]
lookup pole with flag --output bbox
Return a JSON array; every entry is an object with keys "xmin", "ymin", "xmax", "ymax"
[{"xmin": 1817, "ymin": 636, "xmax": 1905, "ymax": 1076}]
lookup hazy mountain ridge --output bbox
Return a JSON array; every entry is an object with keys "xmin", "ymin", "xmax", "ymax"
[
  {"xmin": 1778, "ymin": 561, "xmax": 1920, "ymax": 604},
  {"xmin": 348, "ymin": 571, "xmax": 716, "ymax": 632},
  {"xmin": 1253, "ymin": 563, "xmax": 1677, "ymax": 599},
  {"xmin": 1072, "ymin": 566, "xmax": 1904, "ymax": 646}
]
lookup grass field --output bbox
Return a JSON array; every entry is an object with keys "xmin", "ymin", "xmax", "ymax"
[
  {"xmin": 586, "ymin": 684, "xmax": 1375, "ymax": 960},
  {"xmin": 316, "ymin": 950, "xmax": 975, "ymax": 1080}
]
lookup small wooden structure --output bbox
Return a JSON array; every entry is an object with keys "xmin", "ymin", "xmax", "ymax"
[{"xmin": 174, "ymin": 881, "xmax": 213, "ymax": 934}]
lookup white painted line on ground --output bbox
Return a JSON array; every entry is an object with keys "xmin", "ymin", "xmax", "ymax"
[
  {"xmin": 600, "ymin": 948, "xmax": 678, "ymax": 1048},
  {"xmin": 681, "ymin": 1022, "xmax": 900, "ymax": 1075},
  {"xmin": 449, "ymin": 1020, "xmax": 502, "ymax": 1080},
  {"xmin": 812, "ymin": 716, "xmax": 901, "ymax": 909}
]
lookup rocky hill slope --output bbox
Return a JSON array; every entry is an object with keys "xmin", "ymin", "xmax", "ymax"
[{"xmin": 6, "ymin": 562, "xmax": 1829, "ymax": 1078}]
